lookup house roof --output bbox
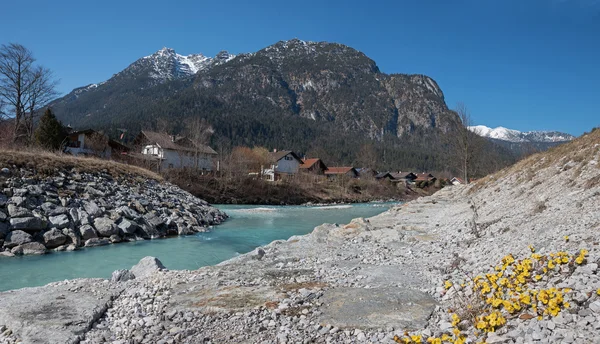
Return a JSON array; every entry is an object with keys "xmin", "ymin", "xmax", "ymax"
[
  {"xmin": 300, "ymin": 158, "xmax": 327, "ymax": 170},
  {"xmin": 268, "ymin": 150, "xmax": 302, "ymax": 163},
  {"xmin": 138, "ymin": 131, "xmax": 217, "ymax": 155},
  {"xmin": 325, "ymin": 167, "xmax": 357, "ymax": 175},
  {"xmin": 451, "ymin": 177, "xmax": 465, "ymax": 184},
  {"xmin": 375, "ymin": 172, "xmax": 394, "ymax": 179},
  {"xmin": 415, "ymin": 173, "xmax": 436, "ymax": 181}
]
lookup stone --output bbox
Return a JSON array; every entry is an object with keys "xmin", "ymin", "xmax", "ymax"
[
  {"xmin": 0, "ymin": 167, "xmax": 10, "ymax": 174},
  {"xmin": 9, "ymin": 217, "xmax": 46, "ymax": 231},
  {"xmin": 62, "ymin": 228, "xmax": 81, "ymax": 247},
  {"xmin": 4, "ymin": 230, "xmax": 33, "ymax": 248},
  {"xmin": 111, "ymin": 269, "xmax": 135, "ymax": 282},
  {"xmin": 318, "ymin": 287, "xmax": 436, "ymax": 330},
  {"xmin": 77, "ymin": 209, "xmax": 90, "ymax": 225},
  {"xmin": 0, "ymin": 194, "xmax": 7, "ymax": 207},
  {"xmin": 117, "ymin": 218, "xmax": 138, "ymax": 235},
  {"xmin": 84, "ymin": 201, "xmax": 103, "ymax": 218},
  {"xmin": 11, "ymin": 242, "xmax": 47, "ymax": 255},
  {"xmin": 48, "ymin": 214, "xmax": 71, "ymax": 229},
  {"xmin": 130, "ymin": 256, "xmax": 166, "ymax": 279},
  {"xmin": 78, "ymin": 224, "xmax": 98, "ymax": 241},
  {"xmin": 0, "ymin": 210, "xmax": 7, "ymax": 222},
  {"xmin": 116, "ymin": 206, "xmax": 140, "ymax": 220},
  {"xmin": 84, "ymin": 238, "xmax": 111, "ymax": 247},
  {"xmin": 109, "ymin": 234, "xmax": 122, "ymax": 243},
  {"xmin": 43, "ymin": 228, "xmax": 68, "ymax": 248},
  {"xmin": 7, "ymin": 204, "xmax": 33, "ymax": 218},
  {"xmin": 590, "ymin": 301, "xmax": 600, "ymax": 313},
  {"xmin": 93, "ymin": 217, "xmax": 118, "ymax": 237},
  {"xmin": 254, "ymin": 248, "xmax": 266, "ymax": 260},
  {"xmin": 68, "ymin": 208, "xmax": 79, "ymax": 225}
]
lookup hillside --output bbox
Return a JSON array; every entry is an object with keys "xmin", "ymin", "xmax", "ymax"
[{"xmin": 47, "ymin": 39, "xmax": 517, "ymax": 173}]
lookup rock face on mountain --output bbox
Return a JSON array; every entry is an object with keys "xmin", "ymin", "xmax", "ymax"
[
  {"xmin": 50, "ymin": 39, "xmax": 459, "ymax": 142},
  {"xmin": 0, "ymin": 166, "xmax": 227, "ymax": 256}
]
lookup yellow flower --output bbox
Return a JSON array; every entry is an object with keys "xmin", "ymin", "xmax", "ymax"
[
  {"xmin": 534, "ymin": 275, "xmax": 542, "ymax": 281},
  {"xmin": 597, "ymin": 288, "xmax": 600, "ymax": 296},
  {"xmin": 451, "ymin": 313, "xmax": 460, "ymax": 327},
  {"xmin": 445, "ymin": 280, "xmax": 453, "ymax": 289},
  {"xmin": 529, "ymin": 245, "xmax": 535, "ymax": 253},
  {"xmin": 564, "ymin": 235, "xmax": 569, "ymax": 242},
  {"xmin": 411, "ymin": 334, "xmax": 423, "ymax": 343},
  {"xmin": 575, "ymin": 256, "xmax": 584, "ymax": 265}
]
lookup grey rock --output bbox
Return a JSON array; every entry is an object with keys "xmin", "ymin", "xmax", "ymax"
[
  {"xmin": 78, "ymin": 224, "xmax": 98, "ymax": 241},
  {"xmin": 62, "ymin": 227, "xmax": 81, "ymax": 247},
  {"xmin": 0, "ymin": 278, "xmax": 123, "ymax": 343},
  {"xmin": 9, "ymin": 216, "xmax": 45, "ymax": 231},
  {"xmin": 130, "ymin": 256, "xmax": 166, "ymax": 279},
  {"xmin": 116, "ymin": 206, "xmax": 140, "ymax": 220},
  {"xmin": 4, "ymin": 230, "xmax": 33, "ymax": 248},
  {"xmin": 7, "ymin": 204, "xmax": 32, "ymax": 218},
  {"xmin": 11, "ymin": 242, "xmax": 47, "ymax": 255},
  {"xmin": 0, "ymin": 209, "xmax": 7, "ymax": 222},
  {"xmin": 77, "ymin": 209, "xmax": 90, "ymax": 225},
  {"xmin": 0, "ymin": 167, "xmax": 9, "ymax": 174},
  {"xmin": 0, "ymin": 193, "xmax": 7, "ymax": 207},
  {"xmin": 255, "ymin": 247, "xmax": 265, "ymax": 260},
  {"xmin": 48, "ymin": 214, "xmax": 71, "ymax": 229},
  {"xmin": 68, "ymin": 208, "xmax": 79, "ymax": 225},
  {"xmin": 318, "ymin": 287, "xmax": 436, "ymax": 330},
  {"xmin": 590, "ymin": 301, "xmax": 600, "ymax": 313},
  {"xmin": 117, "ymin": 218, "xmax": 138, "ymax": 235},
  {"xmin": 111, "ymin": 269, "xmax": 135, "ymax": 282},
  {"xmin": 43, "ymin": 228, "xmax": 68, "ymax": 248},
  {"xmin": 109, "ymin": 234, "xmax": 121, "ymax": 243},
  {"xmin": 93, "ymin": 217, "xmax": 118, "ymax": 237},
  {"xmin": 84, "ymin": 201, "xmax": 103, "ymax": 218},
  {"xmin": 84, "ymin": 238, "xmax": 110, "ymax": 247}
]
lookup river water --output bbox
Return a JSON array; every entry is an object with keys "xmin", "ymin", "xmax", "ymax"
[{"xmin": 0, "ymin": 203, "xmax": 396, "ymax": 292}]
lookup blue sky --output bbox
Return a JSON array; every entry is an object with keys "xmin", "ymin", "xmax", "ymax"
[{"xmin": 1, "ymin": 0, "xmax": 598, "ymax": 135}]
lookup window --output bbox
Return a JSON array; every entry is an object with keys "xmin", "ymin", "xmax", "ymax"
[{"xmin": 285, "ymin": 156, "xmax": 293, "ymax": 160}]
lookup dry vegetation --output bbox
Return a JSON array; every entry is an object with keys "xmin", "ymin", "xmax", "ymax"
[{"xmin": 0, "ymin": 148, "xmax": 162, "ymax": 180}]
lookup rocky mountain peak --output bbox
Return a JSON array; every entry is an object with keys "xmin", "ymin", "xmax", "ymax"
[{"xmin": 469, "ymin": 125, "xmax": 575, "ymax": 143}]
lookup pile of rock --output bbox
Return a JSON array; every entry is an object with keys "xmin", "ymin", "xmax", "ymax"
[{"xmin": 0, "ymin": 167, "xmax": 227, "ymax": 256}]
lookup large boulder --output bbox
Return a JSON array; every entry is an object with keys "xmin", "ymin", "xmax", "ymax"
[
  {"xmin": 130, "ymin": 256, "xmax": 166, "ymax": 279},
  {"xmin": 63, "ymin": 228, "xmax": 82, "ymax": 247},
  {"xmin": 78, "ymin": 224, "xmax": 98, "ymax": 241},
  {"xmin": 11, "ymin": 242, "xmax": 47, "ymax": 255},
  {"xmin": 84, "ymin": 201, "xmax": 103, "ymax": 218},
  {"xmin": 84, "ymin": 238, "xmax": 110, "ymax": 247},
  {"xmin": 116, "ymin": 206, "xmax": 141, "ymax": 220},
  {"xmin": 93, "ymin": 217, "xmax": 117, "ymax": 237},
  {"xmin": 48, "ymin": 214, "xmax": 71, "ymax": 229},
  {"xmin": 7, "ymin": 204, "xmax": 33, "ymax": 218},
  {"xmin": 4, "ymin": 230, "xmax": 33, "ymax": 248},
  {"xmin": 117, "ymin": 218, "xmax": 138, "ymax": 235},
  {"xmin": 9, "ymin": 217, "xmax": 46, "ymax": 232},
  {"xmin": 42, "ymin": 228, "xmax": 68, "ymax": 249},
  {"xmin": 111, "ymin": 269, "xmax": 135, "ymax": 282}
]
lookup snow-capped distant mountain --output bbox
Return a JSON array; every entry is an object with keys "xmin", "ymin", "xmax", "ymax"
[{"xmin": 469, "ymin": 125, "xmax": 575, "ymax": 143}]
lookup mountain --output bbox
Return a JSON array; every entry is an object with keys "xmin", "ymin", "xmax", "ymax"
[
  {"xmin": 48, "ymin": 39, "xmax": 516, "ymax": 173},
  {"xmin": 468, "ymin": 125, "xmax": 575, "ymax": 143}
]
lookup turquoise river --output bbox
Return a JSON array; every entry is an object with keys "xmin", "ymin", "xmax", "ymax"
[{"xmin": 0, "ymin": 203, "xmax": 396, "ymax": 292}]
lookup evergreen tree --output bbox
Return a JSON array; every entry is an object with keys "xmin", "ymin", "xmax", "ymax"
[{"xmin": 34, "ymin": 108, "xmax": 67, "ymax": 150}]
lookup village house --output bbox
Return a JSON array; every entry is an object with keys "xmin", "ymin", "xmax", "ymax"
[
  {"xmin": 263, "ymin": 150, "xmax": 303, "ymax": 181},
  {"xmin": 299, "ymin": 158, "xmax": 328, "ymax": 174},
  {"xmin": 375, "ymin": 171, "xmax": 395, "ymax": 181},
  {"xmin": 64, "ymin": 129, "xmax": 128, "ymax": 158},
  {"xmin": 451, "ymin": 177, "xmax": 465, "ymax": 185},
  {"xmin": 325, "ymin": 167, "xmax": 359, "ymax": 179},
  {"xmin": 415, "ymin": 173, "xmax": 436, "ymax": 183},
  {"xmin": 135, "ymin": 131, "xmax": 217, "ymax": 171}
]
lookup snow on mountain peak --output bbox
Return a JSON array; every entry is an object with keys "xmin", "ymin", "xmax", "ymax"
[
  {"xmin": 139, "ymin": 48, "xmax": 235, "ymax": 81},
  {"xmin": 468, "ymin": 125, "xmax": 575, "ymax": 143}
]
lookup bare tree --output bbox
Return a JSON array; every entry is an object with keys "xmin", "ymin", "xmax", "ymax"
[
  {"xmin": 184, "ymin": 117, "xmax": 215, "ymax": 170},
  {"xmin": 0, "ymin": 43, "xmax": 59, "ymax": 144},
  {"xmin": 452, "ymin": 102, "xmax": 479, "ymax": 184}
]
